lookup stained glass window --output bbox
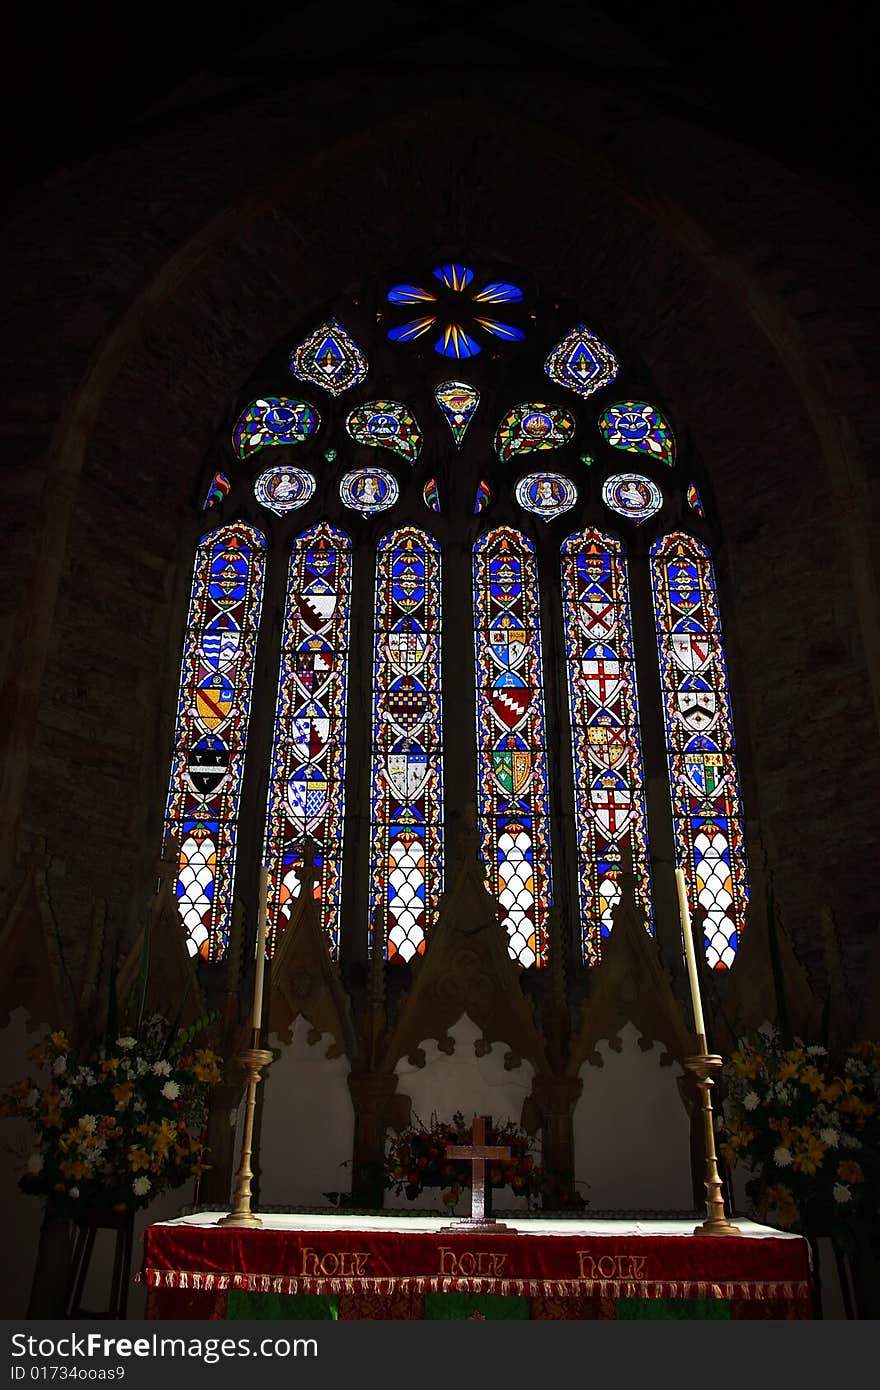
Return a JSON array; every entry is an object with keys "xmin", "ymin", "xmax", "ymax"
[
  {"xmin": 514, "ymin": 472, "xmax": 577, "ymax": 521},
  {"xmin": 650, "ymin": 533, "xmax": 748, "ymax": 969},
  {"xmin": 289, "ymin": 318, "xmax": 368, "ymax": 396},
  {"xmin": 254, "ymin": 466, "xmax": 315, "ymax": 515},
  {"xmin": 434, "ymin": 381, "xmax": 479, "ymax": 445},
  {"xmin": 422, "ymin": 478, "xmax": 441, "ymax": 512},
  {"xmin": 473, "ymin": 528, "xmax": 551, "ymax": 968},
  {"xmin": 386, "ymin": 264, "xmax": 525, "ymax": 358},
  {"xmin": 339, "ymin": 468, "xmax": 398, "ymax": 515},
  {"xmin": 687, "ymin": 483, "xmax": 705, "ymax": 517},
  {"xmin": 598, "ymin": 402, "xmax": 675, "ymax": 466},
  {"xmin": 369, "ymin": 528, "xmax": 444, "ymax": 963},
  {"xmin": 544, "ymin": 324, "xmax": 619, "ymax": 398},
  {"xmin": 601, "ymin": 473, "xmax": 663, "ymax": 525},
  {"xmin": 232, "ymin": 398, "xmax": 319, "ymax": 460},
  {"xmin": 474, "ymin": 480, "xmax": 491, "ymax": 514},
  {"xmin": 164, "ymin": 522, "xmax": 266, "ymax": 961},
  {"xmin": 495, "ymin": 405, "xmax": 575, "ymax": 464},
  {"xmin": 561, "ymin": 529, "xmax": 653, "ymax": 963},
  {"xmin": 345, "ymin": 400, "xmax": 421, "ymax": 465},
  {"xmin": 262, "ymin": 523, "xmax": 352, "ymax": 958},
  {"xmin": 202, "ymin": 472, "xmax": 230, "ymax": 510}
]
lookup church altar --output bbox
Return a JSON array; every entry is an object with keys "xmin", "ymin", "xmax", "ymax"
[{"xmin": 140, "ymin": 1211, "xmax": 813, "ymax": 1320}]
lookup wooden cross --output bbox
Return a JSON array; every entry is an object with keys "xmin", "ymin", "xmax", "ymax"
[{"xmin": 443, "ymin": 1115, "xmax": 515, "ymax": 1232}]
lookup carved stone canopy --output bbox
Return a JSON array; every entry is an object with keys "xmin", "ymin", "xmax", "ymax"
[
  {"xmin": 380, "ymin": 821, "xmax": 549, "ymax": 1074},
  {"xmin": 267, "ymin": 843, "xmax": 355, "ymax": 1061},
  {"xmin": 567, "ymin": 871, "xmax": 694, "ymax": 1073}
]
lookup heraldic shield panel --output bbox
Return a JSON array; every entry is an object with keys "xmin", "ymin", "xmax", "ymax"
[
  {"xmin": 262, "ymin": 523, "xmax": 352, "ymax": 958},
  {"xmin": 369, "ymin": 527, "xmax": 444, "ymax": 963},
  {"xmin": 650, "ymin": 532, "xmax": 748, "ymax": 969},
  {"xmin": 560, "ymin": 528, "xmax": 653, "ymax": 964},
  {"xmin": 164, "ymin": 522, "xmax": 267, "ymax": 961},
  {"xmin": 473, "ymin": 527, "xmax": 552, "ymax": 968}
]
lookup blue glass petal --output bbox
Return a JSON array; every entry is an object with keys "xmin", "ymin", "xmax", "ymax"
[
  {"xmin": 387, "ymin": 284, "xmax": 437, "ymax": 304},
  {"xmin": 434, "ymin": 326, "xmax": 481, "ymax": 359},
  {"xmin": 475, "ymin": 318, "xmax": 526, "ymax": 343},
  {"xmin": 432, "ymin": 263, "xmax": 475, "ymax": 292},
  {"xmin": 387, "ymin": 316, "xmax": 436, "ymax": 343},
  {"xmin": 473, "ymin": 281, "xmax": 524, "ymax": 304}
]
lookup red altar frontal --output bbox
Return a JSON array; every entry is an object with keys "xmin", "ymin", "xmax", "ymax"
[{"xmin": 140, "ymin": 1213, "xmax": 813, "ymax": 1320}]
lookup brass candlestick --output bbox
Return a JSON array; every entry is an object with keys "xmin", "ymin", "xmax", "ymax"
[
  {"xmin": 217, "ymin": 1037, "xmax": 274, "ymax": 1229},
  {"xmin": 684, "ymin": 1050, "xmax": 740, "ymax": 1237}
]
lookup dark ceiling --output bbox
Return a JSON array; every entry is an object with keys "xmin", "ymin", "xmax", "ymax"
[{"xmin": 5, "ymin": 1, "xmax": 878, "ymax": 230}]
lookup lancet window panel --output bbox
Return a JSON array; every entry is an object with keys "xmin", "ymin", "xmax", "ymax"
[
  {"xmin": 164, "ymin": 521, "xmax": 267, "ymax": 962},
  {"xmin": 473, "ymin": 527, "xmax": 552, "ymax": 969},
  {"xmin": 650, "ymin": 532, "xmax": 748, "ymax": 969},
  {"xmin": 263, "ymin": 523, "xmax": 353, "ymax": 958},
  {"xmin": 369, "ymin": 527, "xmax": 444, "ymax": 963},
  {"xmin": 561, "ymin": 528, "xmax": 653, "ymax": 964}
]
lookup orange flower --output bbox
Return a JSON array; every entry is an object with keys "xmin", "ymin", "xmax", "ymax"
[
  {"xmin": 127, "ymin": 1146, "xmax": 151, "ymax": 1172},
  {"xmin": 60, "ymin": 1160, "xmax": 93, "ymax": 1181},
  {"xmin": 837, "ymin": 1160, "xmax": 864, "ymax": 1184},
  {"xmin": 112, "ymin": 1081, "xmax": 134, "ymax": 1107}
]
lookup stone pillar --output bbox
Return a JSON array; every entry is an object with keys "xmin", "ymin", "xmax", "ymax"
[
  {"xmin": 347, "ymin": 1071, "xmax": 405, "ymax": 1209},
  {"xmin": 528, "ymin": 1074, "xmax": 584, "ymax": 1210}
]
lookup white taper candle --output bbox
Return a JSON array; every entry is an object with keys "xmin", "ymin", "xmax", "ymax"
[
  {"xmin": 675, "ymin": 866, "xmax": 707, "ymax": 1046},
  {"xmin": 252, "ymin": 866, "xmax": 269, "ymax": 1033}
]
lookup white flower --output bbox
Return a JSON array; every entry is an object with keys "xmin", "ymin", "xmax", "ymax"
[
  {"xmin": 845, "ymin": 1058, "xmax": 868, "ymax": 1077},
  {"xmin": 152, "ymin": 1060, "xmax": 172, "ymax": 1077},
  {"xmin": 819, "ymin": 1127, "xmax": 839, "ymax": 1147},
  {"xmin": 774, "ymin": 1084, "xmax": 793, "ymax": 1105},
  {"xmin": 80, "ymin": 1114, "xmax": 97, "ymax": 1133},
  {"xmin": 59, "ymin": 1089, "xmax": 72, "ymax": 1106},
  {"xmin": 774, "ymin": 1146, "xmax": 793, "ymax": 1168},
  {"xmin": 806, "ymin": 1045, "xmax": 827, "ymax": 1057},
  {"xmin": 26, "ymin": 1154, "xmax": 43, "ymax": 1174},
  {"xmin": 743, "ymin": 1091, "xmax": 760, "ymax": 1111},
  {"xmin": 833, "ymin": 1183, "xmax": 852, "ymax": 1203},
  {"xmin": 68, "ymin": 1187, "xmax": 80, "ymax": 1200},
  {"xmin": 52, "ymin": 1055, "xmax": 67, "ymax": 1076},
  {"xmin": 757, "ymin": 1022, "xmax": 778, "ymax": 1039},
  {"xmin": 840, "ymin": 1132, "xmax": 860, "ymax": 1149},
  {"xmin": 76, "ymin": 1068, "xmax": 95, "ymax": 1085},
  {"xmin": 132, "ymin": 1176, "xmax": 151, "ymax": 1197},
  {"xmin": 161, "ymin": 1080, "xmax": 181, "ymax": 1101},
  {"xmin": 133, "ymin": 1100, "xmax": 146, "ymax": 1114},
  {"xmin": 25, "ymin": 1089, "xmax": 39, "ymax": 1109},
  {"xmin": 116, "ymin": 1037, "xmax": 137, "ymax": 1051}
]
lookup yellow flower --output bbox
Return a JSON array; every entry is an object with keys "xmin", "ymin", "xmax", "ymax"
[
  {"xmin": 191, "ymin": 1049, "xmax": 222, "ymax": 1084},
  {"xmin": 731, "ymin": 1050, "xmax": 762, "ymax": 1079},
  {"xmin": 151, "ymin": 1120, "xmax": 179, "ymax": 1160},
  {"xmin": 760, "ymin": 1183, "xmax": 800, "ymax": 1229},
  {"xmin": 799, "ymin": 1065, "xmax": 825, "ymax": 1094},
  {"xmin": 778, "ymin": 1050, "xmax": 806, "ymax": 1084},
  {"xmin": 790, "ymin": 1127, "xmax": 827, "ymax": 1175},
  {"xmin": 128, "ymin": 1146, "xmax": 152, "ymax": 1172}
]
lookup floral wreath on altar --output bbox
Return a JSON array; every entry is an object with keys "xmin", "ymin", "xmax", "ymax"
[{"xmin": 384, "ymin": 1111, "xmax": 543, "ymax": 1209}]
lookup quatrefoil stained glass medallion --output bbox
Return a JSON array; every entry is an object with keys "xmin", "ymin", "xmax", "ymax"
[{"xmin": 386, "ymin": 262, "xmax": 526, "ymax": 359}]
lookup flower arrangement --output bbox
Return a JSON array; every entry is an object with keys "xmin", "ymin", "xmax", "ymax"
[
  {"xmin": 720, "ymin": 1024, "xmax": 879, "ymax": 1244},
  {"xmin": 0, "ymin": 1013, "xmax": 223, "ymax": 1220},
  {"xmin": 385, "ymin": 1112, "xmax": 542, "ymax": 1209}
]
